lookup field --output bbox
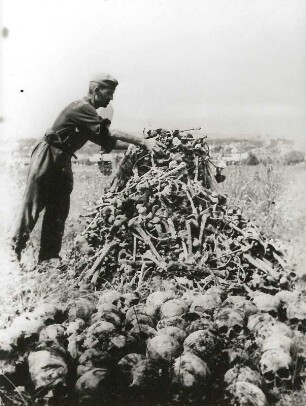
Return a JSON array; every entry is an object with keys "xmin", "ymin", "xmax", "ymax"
[
  {"xmin": 0, "ymin": 150, "xmax": 305, "ymax": 405},
  {"xmin": 219, "ymin": 163, "xmax": 306, "ymax": 263}
]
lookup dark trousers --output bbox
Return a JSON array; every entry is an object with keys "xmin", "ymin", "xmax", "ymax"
[{"xmin": 12, "ymin": 140, "xmax": 73, "ymax": 261}]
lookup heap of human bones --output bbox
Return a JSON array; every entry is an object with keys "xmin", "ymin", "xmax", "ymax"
[{"xmin": 0, "ymin": 129, "xmax": 305, "ymax": 405}]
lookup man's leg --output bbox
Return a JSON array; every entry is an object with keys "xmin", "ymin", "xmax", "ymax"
[
  {"xmin": 38, "ymin": 153, "xmax": 73, "ymax": 262},
  {"xmin": 38, "ymin": 193, "xmax": 70, "ymax": 262},
  {"xmin": 12, "ymin": 142, "xmax": 52, "ymax": 257}
]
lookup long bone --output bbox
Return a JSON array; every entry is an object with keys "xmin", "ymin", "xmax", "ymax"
[
  {"xmin": 243, "ymin": 254, "xmax": 277, "ymax": 280},
  {"xmin": 83, "ymin": 240, "xmax": 118, "ymax": 283},
  {"xmin": 130, "ymin": 222, "xmax": 163, "ymax": 262}
]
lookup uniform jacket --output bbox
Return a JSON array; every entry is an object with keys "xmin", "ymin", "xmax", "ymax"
[{"xmin": 44, "ymin": 97, "xmax": 116, "ymax": 155}]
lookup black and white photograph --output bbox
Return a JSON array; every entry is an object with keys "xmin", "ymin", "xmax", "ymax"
[{"xmin": 0, "ymin": 0, "xmax": 305, "ymax": 404}]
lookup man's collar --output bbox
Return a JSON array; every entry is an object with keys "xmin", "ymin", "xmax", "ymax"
[{"xmin": 84, "ymin": 96, "xmax": 95, "ymax": 108}]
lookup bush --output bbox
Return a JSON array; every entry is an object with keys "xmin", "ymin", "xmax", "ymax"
[
  {"xmin": 245, "ymin": 152, "xmax": 259, "ymax": 166},
  {"xmin": 284, "ymin": 150, "xmax": 305, "ymax": 165}
]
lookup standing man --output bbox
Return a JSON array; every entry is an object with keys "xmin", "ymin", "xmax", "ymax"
[{"xmin": 11, "ymin": 74, "xmax": 160, "ymax": 263}]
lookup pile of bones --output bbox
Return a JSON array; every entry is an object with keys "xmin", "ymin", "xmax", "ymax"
[{"xmin": 0, "ymin": 129, "xmax": 305, "ymax": 405}]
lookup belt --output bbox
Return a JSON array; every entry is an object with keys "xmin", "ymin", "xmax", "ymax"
[{"xmin": 43, "ymin": 132, "xmax": 77, "ymax": 159}]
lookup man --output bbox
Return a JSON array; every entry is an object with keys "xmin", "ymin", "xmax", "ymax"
[{"xmin": 11, "ymin": 74, "xmax": 160, "ymax": 263}]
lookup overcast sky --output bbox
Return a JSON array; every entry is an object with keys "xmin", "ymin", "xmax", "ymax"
[{"xmin": 1, "ymin": 0, "xmax": 305, "ymax": 142}]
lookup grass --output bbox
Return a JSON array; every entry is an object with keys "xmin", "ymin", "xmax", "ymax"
[{"xmin": 217, "ymin": 162, "xmax": 306, "ymax": 262}]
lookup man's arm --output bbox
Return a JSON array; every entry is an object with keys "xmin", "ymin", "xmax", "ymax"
[
  {"xmin": 110, "ymin": 129, "xmax": 145, "ymax": 146},
  {"xmin": 73, "ymin": 103, "xmax": 117, "ymax": 152},
  {"xmin": 111, "ymin": 128, "xmax": 161, "ymax": 153},
  {"xmin": 73, "ymin": 102, "xmax": 161, "ymax": 153}
]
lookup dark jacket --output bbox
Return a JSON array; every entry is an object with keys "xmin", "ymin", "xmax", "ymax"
[{"xmin": 44, "ymin": 97, "xmax": 116, "ymax": 154}]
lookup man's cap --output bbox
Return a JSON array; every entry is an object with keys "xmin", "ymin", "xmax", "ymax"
[{"xmin": 90, "ymin": 73, "xmax": 119, "ymax": 90}]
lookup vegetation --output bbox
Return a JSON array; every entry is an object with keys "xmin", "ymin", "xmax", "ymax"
[
  {"xmin": 284, "ymin": 150, "xmax": 305, "ymax": 166},
  {"xmin": 245, "ymin": 151, "xmax": 260, "ymax": 166}
]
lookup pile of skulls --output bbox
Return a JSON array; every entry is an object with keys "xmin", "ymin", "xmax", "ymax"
[
  {"xmin": 0, "ymin": 286, "xmax": 305, "ymax": 405},
  {"xmin": 1, "ymin": 129, "xmax": 305, "ymax": 405}
]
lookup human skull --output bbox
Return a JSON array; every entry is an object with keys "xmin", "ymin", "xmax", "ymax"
[
  {"xmin": 156, "ymin": 326, "xmax": 187, "ymax": 344},
  {"xmin": 91, "ymin": 305, "xmax": 123, "ymax": 328},
  {"xmin": 250, "ymin": 318, "xmax": 293, "ymax": 347},
  {"xmin": 129, "ymin": 324, "xmax": 157, "ymax": 340},
  {"xmin": 147, "ymin": 335, "xmax": 181, "ymax": 362},
  {"xmin": 261, "ymin": 334, "xmax": 293, "ymax": 354},
  {"xmin": 0, "ymin": 333, "xmax": 14, "ymax": 358},
  {"xmin": 74, "ymin": 235, "xmax": 93, "ymax": 255},
  {"xmin": 224, "ymin": 346, "xmax": 250, "ymax": 366},
  {"xmin": 156, "ymin": 316, "xmax": 187, "ymax": 330},
  {"xmin": 247, "ymin": 313, "xmax": 276, "ymax": 333},
  {"xmin": 180, "ymin": 291, "xmax": 200, "ymax": 307},
  {"xmin": 286, "ymin": 299, "xmax": 306, "ymax": 332},
  {"xmin": 125, "ymin": 303, "xmax": 152, "ymax": 319},
  {"xmin": 95, "ymin": 302, "xmax": 122, "ymax": 314},
  {"xmin": 247, "ymin": 314, "xmax": 293, "ymax": 346},
  {"xmin": 125, "ymin": 305, "xmax": 155, "ymax": 330},
  {"xmin": 226, "ymin": 381, "xmax": 268, "ymax": 406},
  {"xmin": 142, "ymin": 290, "xmax": 176, "ymax": 318},
  {"xmin": 97, "ymin": 290, "xmax": 122, "ymax": 306},
  {"xmin": 117, "ymin": 353, "xmax": 146, "ymax": 387},
  {"xmin": 32, "ymin": 303, "xmax": 66, "ymax": 325},
  {"xmin": 75, "ymin": 368, "xmax": 111, "ymax": 404},
  {"xmin": 160, "ymin": 299, "xmax": 189, "ymax": 319},
  {"xmin": 288, "ymin": 260, "xmax": 306, "ymax": 283},
  {"xmin": 275, "ymin": 290, "xmax": 300, "ymax": 306},
  {"xmin": 129, "ymin": 359, "xmax": 164, "ymax": 393},
  {"xmin": 183, "ymin": 329, "xmax": 216, "ymax": 359},
  {"xmin": 260, "ymin": 349, "xmax": 292, "ymax": 389},
  {"xmin": 119, "ymin": 292, "xmax": 140, "ymax": 313},
  {"xmin": 106, "ymin": 334, "xmax": 137, "ymax": 361},
  {"xmin": 67, "ymin": 298, "xmax": 96, "ymax": 322},
  {"xmin": 190, "ymin": 289, "xmax": 222, "ymax": 314},
  {"xmin": 118, "ymin": 352, "xmax": 145, "ymax": 371},
  {"xmin": 82, "ymin": 321, "xmax": 117, "ymax": 349},
  {"xmin": 222, "ymin": 296, "xmax": 257, "ymax": 318},
  {"xmin": 39, "ymin": 324, "xmax": 67, "ymax": 346},
  {"xmin": 86, "ymin": 320, "xmax": 116, "ymax": 336},
  {"xmin": 251, "ymin": 293, "xmax": 280, "ymax": 317},
  {"xmin": 0, "ymin": 359, "xmax": 16, "ymax": 378},
  {"xmin": 6, "ymin": 312, "xmax": 45, "ymax": 347},
  {"xmin": 77, "ymin": 348, "xmax": 111, "ymax": 376},
  {"xmin": 215, "ymin": 307, "xmax": 244, "ymax": 339},
  {"xmin": 146, "ymin": 290, "xmax": 177, "ymax": 314},
  {"xmin": 185, "ymin": 314, "xmax": 216, "ymax": 335},
  {"xmin": 292, "ymin": 331, "xmax": 306, "ymax": 384},
  {"xmin": 28, "ymin": 346, "xmax": 68, "ymax": 393},
  {"xmin": 172, "ymin": 352, "xmax": 210, "ymax": 389},
  {"xmin": 64, "ymin": 319, "xmax": 86, "ymax": 336},
  {"xmin": 224, "ymin": 366, "xmax": 262, "ymax": 388}
]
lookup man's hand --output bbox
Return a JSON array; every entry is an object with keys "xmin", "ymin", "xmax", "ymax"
[
  {"xmin": 143, "ymin": 138, "xmax": 163, "ymax": 154},
  {"xmin": 110, "ymin": 129, "xmax": 163, "ymax": 154}
]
